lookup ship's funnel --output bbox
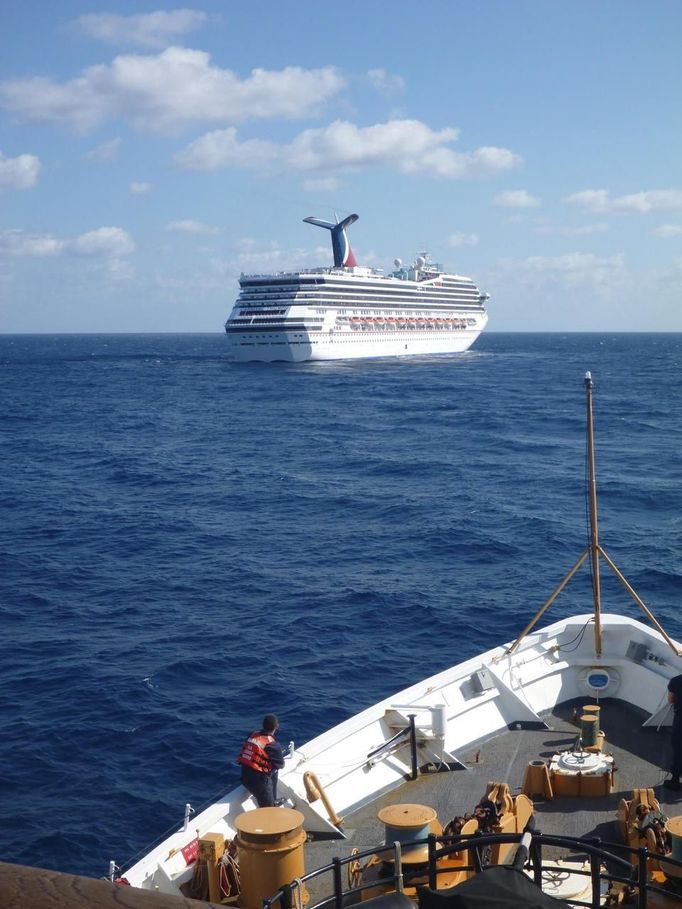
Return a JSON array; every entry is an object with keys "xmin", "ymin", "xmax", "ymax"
[{"xmin": 303, "ymin": 213, "xmax": 359, "ymax": 267}]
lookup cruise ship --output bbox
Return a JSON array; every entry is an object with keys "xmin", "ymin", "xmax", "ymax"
[{"xmin": 224, "ymin": 214, "xmax": 489, "ymax": 362}]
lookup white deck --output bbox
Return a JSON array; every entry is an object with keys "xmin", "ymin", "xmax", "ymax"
[{"xmin": 123, "ymin": 612, "xmax": 681, "ymax": 894}]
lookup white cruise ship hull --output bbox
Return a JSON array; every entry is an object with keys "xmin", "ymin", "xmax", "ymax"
[
  {"xmin": 226, "ymin": 318, "xmax": 487, "ymax": 362},
  {"xmin": 225, "ymin": 215, "xmax": 490, "ymax": 363}
]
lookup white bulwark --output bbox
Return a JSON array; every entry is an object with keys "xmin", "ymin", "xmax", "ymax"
[{"xmin": 224, "ymin": 215, "xmax": 489, "ymax": 362}]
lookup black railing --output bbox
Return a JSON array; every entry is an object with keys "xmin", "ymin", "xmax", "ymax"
[{"xmin": 262, "ymin": 831, "xmax": 682, "ymax": 909}]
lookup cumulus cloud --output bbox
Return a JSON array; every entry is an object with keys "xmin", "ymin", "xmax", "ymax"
[
  {"xmin": 566, "ymin": 188, "xmax": 682, "ymax": 214},
  {"xmin": 76, "ymin": 9, "xmax": 208, "ymax": 48},
  {"xmin": 85, "ymin": 137, "xmax": 121, "ymax": 161},
  {"xmin": 176, "ymin": 118, "xmax": 521, "ymax": 179},
  {"xmin": 367, "ymin": 68, "xmax": 406, "ymax": 93},
  {"xmin": 654, "ymin": 224, "xmax": 682, "ymax": 238},
  {"xmin": 287, "ymin": 121, "xmax": 520, "ymax": 177},
  {"xmin": 230, "ymin": 238, "xmax": 331, "ymax": 276},
  {"xmin": 493, "ymin": 189, "xmax": 540, "ymax": 208},
  {"xmin": 0, "ymin": 150, "xmax": 41, "ymax": 190},
  {"xmin": 448, "ymin": 233, "xmax": 479, "ymax": 247},
  {"xmin": 166, "ymin": 219, "xmax": 219, "ymax": 234},
  {"xmin": 71, "ymin": 226, "xmax": 135, "ymax": 257},
  {"xmin": 0, "ymin": 50, "xmax": 345, "ymax": 133},
  {"xmin": 0, "ymin": 226, "xmax": 134, "ymax": 258},
  {"xmin": 0, "ymin": 229, "xmax": 64, "ymax": 256},
  {"xmin": 130, "ymin": 181, "xmax": 153, "ymax": 194},
  {"xmin": 175, "ymin": 127, "xmax": 276, "ymax": 170},
  {"xmin": 498, "ymin": 252, "xmax": 626, "ymax": 297}
]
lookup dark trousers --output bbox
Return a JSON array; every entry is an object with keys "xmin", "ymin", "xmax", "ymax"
[
  {"xmin": 671, "ymin": 724, "xmax": 682, "ymax": 779},
  {"xmin": 241, "ymin": 766, "xmax": 277, "ymax": 807}
]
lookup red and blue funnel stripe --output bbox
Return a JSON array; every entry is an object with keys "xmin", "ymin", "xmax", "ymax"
[{"xmin": 303, "ymin": 213, "xmax": 359, "ymax": 268}]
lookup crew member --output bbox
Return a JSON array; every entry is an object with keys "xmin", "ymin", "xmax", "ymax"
[
  {"xmin": 237, "ymin": 714, "xmax": 285, "ymax": 807},
  {"xmin": 665, "ymin": 676, "xmax": 682, "ymax": 791}
]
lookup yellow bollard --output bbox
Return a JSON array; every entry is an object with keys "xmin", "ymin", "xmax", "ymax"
[{"xmin": 234, "ymin": 808, "xmax": 307, "ymax": 909}]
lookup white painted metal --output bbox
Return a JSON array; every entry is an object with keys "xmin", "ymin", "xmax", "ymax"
[
  {"xmin": 123, "ymin": 611, "xmax": 681, "ymax": 894},
  {"xmin": 225, "ymin": 261, "xmax": 489, "ymax": 363}
]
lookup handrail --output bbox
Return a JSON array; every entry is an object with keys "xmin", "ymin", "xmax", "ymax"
[
  {"xmin": 262, "ymin": 830, "xmax": 682, "ymax": 909},
  {"xmin": 365, "ymin": 715, "xmax": 419, "ymax": 780},
  {"xmin": 366, "ymin": 726, "xmax": 411, "ymax": 761}
]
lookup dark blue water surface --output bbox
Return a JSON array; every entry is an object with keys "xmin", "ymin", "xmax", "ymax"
[{"xmin": 1, "ymin": 332, "xmax": 681, "ymax": 877}]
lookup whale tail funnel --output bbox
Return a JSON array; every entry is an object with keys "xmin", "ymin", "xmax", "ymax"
[{"xmin": 303, "ymin": 213, "xmax": 359, "ymax": 268}]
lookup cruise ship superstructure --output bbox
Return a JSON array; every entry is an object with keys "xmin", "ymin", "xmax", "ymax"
[{"xmin": 224, "ymin": 214, "xmax": 489, "ymax": 362}]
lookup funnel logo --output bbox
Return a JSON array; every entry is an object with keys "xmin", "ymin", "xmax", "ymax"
[{"xmin": 304, "ymin": 213, "xmax": 359, "ymax": 267}]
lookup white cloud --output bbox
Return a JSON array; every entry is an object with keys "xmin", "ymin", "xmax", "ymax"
[
  {"xmin": 1, "ymin": 227, "xmax": 135, "ymax": 275},
  {"xmin": 0, "ymin": 229, "xmax": 64, "ymax": 256},
  {"xmin": 286, "ymin": 121, "xmax": 521, "ymax": 178},
  {"xmin": 367, "ymin": 68, "xmax": 406, "ymax": 93},
  {"xmin": 566, "ymin": 188, "xmax": 682, "ymax": 214},
  {"xmin": 176, "ymin": 119, "xmax": 521, "ymax": 179},
  {"xmin": 175, "ymin": 127, "xmax": 276, "ymax": 170},
  {"xmin": 448, "ymin": 233, "xmax": 479, "ymax": 248},
  {"xmin": 1, "ymin": 227, "xmax": 134, "ymax": 259},
  {"xmin": 493, "ymin": 189, "xmax": 540, "ymax": 208},
  {"xmin": 130, "ymin": 181, "xmax": 153, "ymax": 194},
  {"xmin": 105, "ymin": 258, "xmax": 136, "ymax": 280},
  {"xmin": 71, "ymin": 227, "xmax": 135, "ymax": 257},
  {"xmin": 0, "ymin": 50, "xmax": 345, "ymax": 134},
  {"xmin": 654, "ymin": 224, "xmax": 682, "ymax": 238},
  {"xmin": 166, "ymin": 219, "xmax": 219, "ymax": 234},
  {"xmin": 231, "ymin": 239, "xmax": 330, "ymax": 275},
  {"xmin": 498, "ymin": 252, "xmax": 626, "ymax": 297},
  {"xmin": 0, "ymin": 150, "xmax": 41, "ymax": 190},
  {"xmin": 85, "ymin": 137, "xmax": 121, "ymax": 161},
  {"xmin": 76, "ymin": 9, "xmax": 208, "ymax": 48}
]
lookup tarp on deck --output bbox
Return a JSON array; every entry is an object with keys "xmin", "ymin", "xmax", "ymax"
[{"xmin": 418, "ymin": 866, "xmax": 573, "ymax": 909}]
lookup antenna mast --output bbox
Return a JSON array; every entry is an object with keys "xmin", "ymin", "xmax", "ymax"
[
  {"xmin": 501, "ymin": 372, "xmax": 681, "ymax": 659},
  {"xmin": 584, "ymin": 371, "xmax": 603, "ymax": 655}
]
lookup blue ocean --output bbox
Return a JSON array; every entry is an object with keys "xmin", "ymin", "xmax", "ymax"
[{"xmin": 1, "ymin": 332, "xmax": 681, "ymax": 879}]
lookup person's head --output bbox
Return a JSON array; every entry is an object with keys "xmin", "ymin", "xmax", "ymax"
[
  {"xmin": 668, "ymin": 676, "xmax": 682, "ymax": 704},
  {"xmin": 262, "ymin": 714, "xmax": 279, "ymax": 734}
]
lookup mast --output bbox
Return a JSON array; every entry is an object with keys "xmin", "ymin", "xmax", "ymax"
[
  {"xmin": 501, "ymin": 371, "xmax": 681, "ymax": 660},
  {"xmin": 584, "ymin": 371, "xmax": 602, "ymax": 656}
]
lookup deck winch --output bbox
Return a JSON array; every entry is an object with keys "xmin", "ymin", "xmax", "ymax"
[
  {"xmin": 550, "ymin": 702, "xmax": 613, "ymax": 796},
  {"xmin": 549, "ymin": 749, "xmax": 615, "ymax": 797},
  {"xmin": 523, "ymin": 702, "xmax": 615, "ymax": 799},
  {"xmin": 355, "ymin": 787, "xmax": 535, "ymax": 900},
  {"xmin": 377, "ymin": 804, "xmax": 438, "ymax": 864},
  {"xmin": 358, "ymin": 802, "xmax": 466, "ymax": 900}
]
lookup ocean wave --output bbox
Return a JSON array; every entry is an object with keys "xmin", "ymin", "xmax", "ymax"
[{"xmin": 2, "ymin": 331, "xmax": 682, "ymax": 876}]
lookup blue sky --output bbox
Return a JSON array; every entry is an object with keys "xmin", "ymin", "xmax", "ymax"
[{"xmin": 1, "ymin": 1, "xmax": 681, "ymax": 332}]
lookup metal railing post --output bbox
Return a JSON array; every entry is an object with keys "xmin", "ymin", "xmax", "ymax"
[
  {"xmin": 531, "ymin": 832, "xmax": 543, "ymax": 887},
  {"xmin": 408, "ymin": 714, "xmax": 418, "ymax": 780},
  {"xmin": 471, "ymin": 835, "xmax": 483, "ymax": 874},
  {"xmin": 427, "ymin": 832, "xmax": 437, "ymax": 889},
  {"xmin": 589, "ymin": 840, "xmax": 601, "ymax": 909},
  {"xmin": 394, "ymin": 841, "xmax": 404, "ymax": 893},
  {"xmin": 333, "ymin": 857, "xmax": 343, "ymax": 909},
  {"xmin": 637, "ymin": 847, "xmax": 648, "ymax": 909}
]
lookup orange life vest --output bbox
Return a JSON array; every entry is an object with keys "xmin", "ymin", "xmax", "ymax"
[{"xmin": 237, "ymin": 732, "xmax": 275, "ymax": 773}]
